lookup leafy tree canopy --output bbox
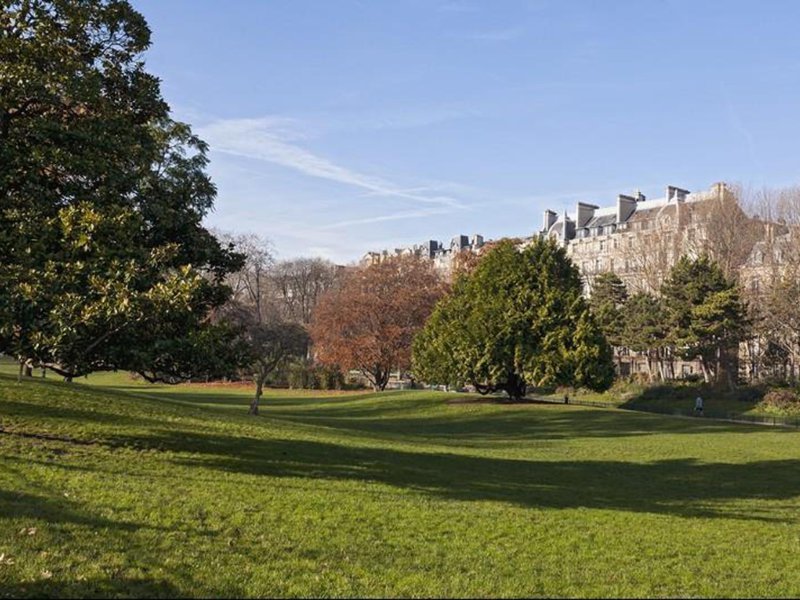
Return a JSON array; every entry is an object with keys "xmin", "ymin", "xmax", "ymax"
[
  {"xmin": 0, "ymin": 0, "xmax": 242, "ymax": 380},
  {"xmin": 589, "ymin": 271, "xmax": 628, "ymax": 347},
  {"xmin": 660, "ymin": 255, "xmax": 749, "ymax": 384},
  {"xmin": 311, "ymin": 256, "xmax": 445, "ymax": 391},
  {"xmin": 413, "ymin": 238, "xmax": 614, "ymax": 399}
]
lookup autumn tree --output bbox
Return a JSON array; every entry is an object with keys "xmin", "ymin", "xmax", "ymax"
[
  {"xmin": 413, "ymin": 239, "xmax": 614, "ymax": 400},
  {"xmin": 310, "ymin": 256, "xmax": 445, "ymax": 391}
]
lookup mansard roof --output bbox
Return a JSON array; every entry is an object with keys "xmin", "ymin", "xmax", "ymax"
[{"xmin": 584, "ymin": 214, "xmax": 617, "ymax": 229}]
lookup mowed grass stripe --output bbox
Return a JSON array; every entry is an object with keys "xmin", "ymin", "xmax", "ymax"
[{"xmin": 1, "ymin": 373, "xmax": 800, "ymax": 597}]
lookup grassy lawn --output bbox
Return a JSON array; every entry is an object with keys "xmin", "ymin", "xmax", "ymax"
[
  {"xmin": 539, "ymin": 381, "xmax": 797, "ymax": 424},
  {"xmin": 2, "ymin": 370, "xmax": 800, "ymax": 597}
]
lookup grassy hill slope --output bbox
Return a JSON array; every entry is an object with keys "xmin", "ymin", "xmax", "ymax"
[{"xmin": 2, "ymin": 373, "xmax": 800, "ymax": 597}]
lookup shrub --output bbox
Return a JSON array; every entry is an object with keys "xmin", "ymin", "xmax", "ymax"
[
  {"xmin": 286, "ymin": 361, "xmax": 345, "ymax": 390},
  {"xmin": 759, "ymin": 388, "xmax": 800, "ymax": 414}
]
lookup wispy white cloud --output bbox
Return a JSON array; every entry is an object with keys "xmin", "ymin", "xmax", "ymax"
[
  {"xmin": 316, "ymin": 105, "xmax": 478, "ymax": 133},
  {"xmin": 198, "ymin": 116, "xmax": 466, "ymax": 209},
  {"xmin": 320, "ymin": 207, "xmax": 453, "ymax": 230}
]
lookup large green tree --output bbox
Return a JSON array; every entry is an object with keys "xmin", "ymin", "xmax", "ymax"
[
  {"xmin": 0, "ymin": 1, "xmax": 241, "ymax": 380},
  {"xmin": 589, "ymin": 271, "xmax": 628, "ymax": 347},
  {"xmin": 621, "ymin": 292, "xmax": 669, "ymax": 381},
  {"xmin": 661, "ymin": 255, "xmax": 749, "ymax": 385},
  {"xmin": 413, "ymin": 239, "xmax": 614, "ymax": 400}
]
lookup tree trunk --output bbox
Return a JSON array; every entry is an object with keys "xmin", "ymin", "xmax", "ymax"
[
  {"xmin": 17, "ymin": 359, "xmax": 23, "ymax": 383},
  {"xmin": 371, "ymin": 365, "xmax": 390, "ymax": 391},
  {"xmin": 700, "ymin": 359, "xmax": 711, "ymax": 383},
  {"xmin": 503, "ymin": 373, "xmax": 527, "ymax": 401},
  {"xmin": 249, "ymin": 376, "xmax": 263, "ymax": 416}
]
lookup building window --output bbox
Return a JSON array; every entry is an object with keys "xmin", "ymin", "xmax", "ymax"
[
  {"xmin": 681, "ymin": 365, "xmax": 693, "ymax": 376},
  {"xmin": 599, "ymin": 240, "xmax": 606, "ymax": 251}
]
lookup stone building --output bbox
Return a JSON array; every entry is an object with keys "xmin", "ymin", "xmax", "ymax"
[
  {"xmin": 364, "ymin": 181, "xmax": 798, "ymax": 383},
  {"xmin": 535, "ymin": 183, "xmax": 730, "ymax": 295},
  {"xmin": 362, "ymin": 233, "xmax": 486, "ymax": 277},
  {"xmin": 530, "ymin": 183, "xmax": 734, "ymax": 378}
]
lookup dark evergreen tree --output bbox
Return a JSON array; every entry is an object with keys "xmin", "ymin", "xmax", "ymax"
[
  {"xmin": 661, "ymin": 255, "xmax": 749, "ymax": 386},
  {"xmin": 589, "ymin": 272, "xmax": 628, "ymax": 347},
  {"xmin": 622, "ymin": 292, "xmax": 669, "ymax": 381},
  {"xmin": 413, "ymin": 238, "xmax": 614, "ymax": 400}
]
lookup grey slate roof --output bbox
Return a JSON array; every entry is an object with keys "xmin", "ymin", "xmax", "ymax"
[{"xmin": 584, "ymin": 214, "xmax": 617, "ymax": 229}]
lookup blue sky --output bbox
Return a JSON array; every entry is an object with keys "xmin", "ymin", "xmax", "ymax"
[{"xmin": 133, "ymin": 0, "xmax": 800, "ymax": 263}]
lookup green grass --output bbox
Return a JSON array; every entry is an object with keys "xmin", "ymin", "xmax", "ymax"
[
  {"xmin": 3, "ymin": 371, "xmax": 800, "ymax": 597},
  {"xmin": 540, "ymin": 380, "xmax": 790, "ymax": 423}
]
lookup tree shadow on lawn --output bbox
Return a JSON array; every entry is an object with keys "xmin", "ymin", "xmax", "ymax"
[
  {"xmin": 99, "ymin": 428, "xmax": 800, "ymax": 523},
  {"xmin": 266, "ymin": 405, "xmax": 771, "ymax": 443},
  {"xmin": 0, "ymin": 485, "xmax": 218, "ymax": 542},
  {"xmin": 0, "ymin": 488, "xmax": 145, "ymax": 534},
  {"xmin": 618, "ymin": 384, "xmax": 766, "ymax": 418},
  {"xmin": 0, "ymin": 399, "xmax": 167, "ymax": 429},
  {"xmin": 1, "ymin": 575, "xmax": 193, "ymax": 599},
  {"xmin": 135, "ymin": 388, "xmax": 415, "ymax": 410}
]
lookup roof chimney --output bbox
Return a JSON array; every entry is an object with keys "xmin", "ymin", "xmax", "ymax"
[
  {"xmin": 576, "ymin": 202, "xmax": 599, "ymax": 228},
  {"xmin": 617, "ymin": 194, "xmax": 637, "ymax": 223},
  {"xmin": 542, "ymin": 209, "xmax": 557, "ymax": 232},
  {"xmin": 666, "ymin": 185, "xmax": 690, "ymax": 202}
]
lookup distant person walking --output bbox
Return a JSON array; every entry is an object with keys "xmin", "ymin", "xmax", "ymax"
[{"xmin": 694, "ymin": 395, "xmax": 704, "ymax": 416}]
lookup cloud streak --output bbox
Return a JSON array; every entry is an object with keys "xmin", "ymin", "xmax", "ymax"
[
  {"xmin": 198, "ymin": 117, "xmax": 466, "ymax": 209},
  {"xmin": 320, "ymin": 206, "xmax": 453, "ymax": 230}
]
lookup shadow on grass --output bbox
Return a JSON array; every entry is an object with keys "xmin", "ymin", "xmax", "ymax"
[
  {"xmin": 0, "ymin": 461, "xmax": 213, "ymax": 538},
  {"xmin": 90, "ymin": 427, "xmax": 800, "ymax": 523},
  {"xmin": 267, "ymin": 405, "xmax": 768, "ymax": 443},
  {"xmin": 0, "ymin": 489, "xmax": 143, "ymax": 533},
  {"xmin": 618, "ymin": 383, "xmax": 771, "ymax": 420},
  {"xmin": 1, "ymin": 576, "xmax": 190, "ymax": 599},
  {"xmin": 0, "ymin": 399, "xmax": 166, "ymax": 429}
]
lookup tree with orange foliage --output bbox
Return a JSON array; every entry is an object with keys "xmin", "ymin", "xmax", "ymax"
[{"xmin": 310, "ymin": 256, "xmax": 446, "ymax": 391}]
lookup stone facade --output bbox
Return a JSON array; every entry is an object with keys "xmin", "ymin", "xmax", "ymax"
[
  {"xmin": 535, "ymin": 183, "xmax": 726, "ymax": 295},
  {"xmin": 363, "ymin": 233, "xmax": 485, "ymax": 277},
  {"xmin": 365, "ymin": 181, "xmax": 798, "ymax": 382}
]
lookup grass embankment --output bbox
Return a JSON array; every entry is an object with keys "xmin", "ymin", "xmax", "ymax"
[
  {"xmin": 540, "ymin": 380, "xmax": 797, "ymax": 423},
  {"xmin": 2, "ymin": 371, "xmax": 800, "ymax": 597}
]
